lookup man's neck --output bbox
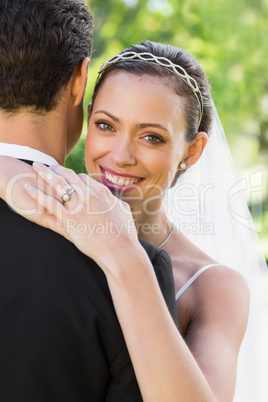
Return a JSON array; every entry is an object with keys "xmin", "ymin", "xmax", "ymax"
[{"xmin": 0, "ymin": 109, "xmax": 67, "ymax": 165}]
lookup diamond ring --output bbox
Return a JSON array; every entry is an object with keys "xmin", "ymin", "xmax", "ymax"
[{"xmin": 61, "ymin": 186, "xmax": 75, "ymax": 203}]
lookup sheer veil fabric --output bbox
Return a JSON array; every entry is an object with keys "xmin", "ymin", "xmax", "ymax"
[{"xmin": 163, "ymin": 103, "xmax": 268, "ymax": 401}]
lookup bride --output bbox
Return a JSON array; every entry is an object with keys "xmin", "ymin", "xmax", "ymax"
[{"xmin": 1, "ymin": 40, "xmax": 266, "ymax": 401}]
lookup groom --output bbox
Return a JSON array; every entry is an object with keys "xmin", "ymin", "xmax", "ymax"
[{"xmin": 0, "ymin": 1, "xmax": 177, "ymax": 401}]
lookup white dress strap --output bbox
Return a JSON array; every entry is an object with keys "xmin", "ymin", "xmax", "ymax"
[{"xmin": 175, "ymin": 263, "xmax": 222, "ymax": 301}]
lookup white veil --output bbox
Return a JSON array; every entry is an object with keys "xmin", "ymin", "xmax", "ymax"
[{"xmin": 163, "ymin": 103, "xmax": 268, "ymax": 402}]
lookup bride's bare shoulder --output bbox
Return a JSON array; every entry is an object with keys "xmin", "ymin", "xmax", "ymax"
[
  {"xmin": 168, "ymin": 231, "xmax": 249, "ymax": 334},
  {"xmin": 167, "ymin": 231, "xmax": 249, "ymax": 306},
  {"xmin": 166, "ymin": 231, "xmax": 216, "ymax": 285}
]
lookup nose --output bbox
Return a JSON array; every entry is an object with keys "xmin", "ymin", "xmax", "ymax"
[{"xmin": 111, "ymin": 137, "xmax": 137, "ymax": 167}]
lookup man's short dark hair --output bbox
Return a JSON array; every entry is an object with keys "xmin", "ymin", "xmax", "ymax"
[{"xmin": 0, "ymin": 0, "xmax": 93, "ymax": 112}]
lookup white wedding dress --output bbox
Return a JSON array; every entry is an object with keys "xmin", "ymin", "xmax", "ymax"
[{"xmin": 164, "ymin": 105, "xmax": 268, "ymax": 402}]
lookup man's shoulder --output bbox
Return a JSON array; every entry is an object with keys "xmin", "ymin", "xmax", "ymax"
[
  {"xmin": 0, "ymin": 200, "xmax": 139, "ymax": 401},
  {"xmin": 0, "ymin": 197, "xmax": 106, "ymax": 291}
]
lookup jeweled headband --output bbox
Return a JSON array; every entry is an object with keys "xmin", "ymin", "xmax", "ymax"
[{"xmin": 98, "ymin": 51, "xmax": 204, "ymax": 128}]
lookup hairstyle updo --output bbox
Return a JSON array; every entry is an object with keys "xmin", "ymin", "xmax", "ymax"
[{"xmin": 91, "ymin": 40, "xmax": 213, "ymax": 185}]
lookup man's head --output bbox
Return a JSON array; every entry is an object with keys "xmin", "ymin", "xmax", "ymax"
[{"xmin": 0, "ymin": 0, "xmax": 92, "ymax": 113}]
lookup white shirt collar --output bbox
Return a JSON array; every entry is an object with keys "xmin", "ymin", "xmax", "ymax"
[{"xmin": 0, "ymin": 143, "xmax": 59, "ymax": 166}]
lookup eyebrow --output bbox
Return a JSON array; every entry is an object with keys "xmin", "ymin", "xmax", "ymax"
[
  {"xmin": 94, "ymin": 110, "xmax": 169, "ymax": 132},
  {"xmin": 94, "ymin": 110, "xmax": 119, "ymax": 123},
  {"xmin": 138, "ymin": 123, "xmax": 168, "ymax": 132}
]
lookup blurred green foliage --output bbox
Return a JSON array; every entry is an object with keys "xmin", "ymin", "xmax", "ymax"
[{"xmin": 66, "ymin": 0, "xmax": 268, "ymax": 260}]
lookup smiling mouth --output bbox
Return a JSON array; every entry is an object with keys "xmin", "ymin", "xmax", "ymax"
[{"xmin": 101, "ymin": 167, "xmax": 143, "ymax": 187}]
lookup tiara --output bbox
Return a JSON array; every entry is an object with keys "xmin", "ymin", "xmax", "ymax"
[{"xmin": 98, "ymin": 51, "xmax": 203, "ymax": 128}]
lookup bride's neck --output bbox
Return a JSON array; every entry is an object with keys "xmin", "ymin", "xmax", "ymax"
[{"xmin": 132, "ymin": 206, "xmax": 172, "ymax": 247}]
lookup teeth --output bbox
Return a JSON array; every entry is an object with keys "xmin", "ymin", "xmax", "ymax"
[{"xmin": 104, "ymin": 170, "xmax": 140, "ymax": 186}]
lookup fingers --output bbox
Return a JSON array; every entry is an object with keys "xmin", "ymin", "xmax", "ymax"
[
  {"xmin": 33, "ymin": 162, "xmax": 74, "ymax": 190},
  {"xmin": 78, "ymin": 172, "xmax": 131, "ymax": 216},
  {"xmin": 78, "ymin": 172, "xmax": 109, "ymax": 193},
  {"xmin": 23, "ymin": 182, "xmax": 71, "ymax": 240},
  {"xmin": 30, "ymin": 162, "xmax": 127, "ymax": 219},
  {"xmin": 32, "ymin": 162, "xmax": 83, "ymax": 208},
  {"xmin": 77, "ymin": 172, "xmax": 92, "ymax": 186},
  {"xmin": 24, "ymin": 182, "xmax": 64, "ymax": 218}
]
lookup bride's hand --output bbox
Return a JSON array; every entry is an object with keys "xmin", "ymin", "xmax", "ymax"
[
  {"xmin": 0, "ymin": 156, "xmax": 69, "ymax": 240},
  {"xmin": 25, "ymin": 162, "xmax": 139, "ymax": 270}
]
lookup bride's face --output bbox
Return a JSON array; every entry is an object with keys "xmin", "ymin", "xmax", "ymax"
[{"xmin": 85, "ymin": 71, "xmax": 188, "ymax": 210}]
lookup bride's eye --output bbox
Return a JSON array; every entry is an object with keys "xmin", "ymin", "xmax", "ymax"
[
  {"xmin": 95, "ymin": 121, "xmax": 114, "ymax": 132},
  {"xmin": 144, "ymin": 134, "xmax": 164, "ymax": 144}
]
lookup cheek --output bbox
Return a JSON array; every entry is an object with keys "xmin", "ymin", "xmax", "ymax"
[
  {"xmin": 143, "ymin": 156, "xmax": 171, "ymax": 192},
  {"xmin": 148, "ymin": 152, "xmax": 176, "ymax": 178},
  {"xmin": 157, "ymin": 156, "xmax": 180, "ymax": 188}
]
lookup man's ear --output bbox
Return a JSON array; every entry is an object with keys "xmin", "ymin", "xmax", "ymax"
[
  {"xmin": 70, "ymin": 57, "xmax": 90, "ymax": 107},
  {"xmin": 178, "ymin": 132, "xmax": 208, "ymax": 169}
]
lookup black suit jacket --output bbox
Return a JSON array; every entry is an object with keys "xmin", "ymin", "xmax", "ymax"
[{"xmin": 0, "ymin": 163, "xmax": 177, "ymax": 402}]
